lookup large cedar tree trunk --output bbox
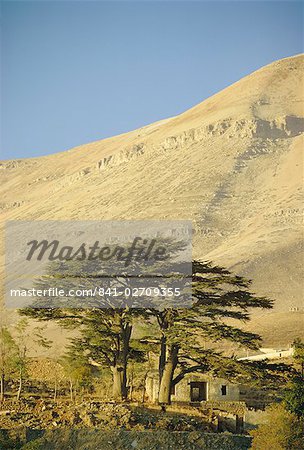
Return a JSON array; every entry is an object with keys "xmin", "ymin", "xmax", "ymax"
[
  {"xmin": 111, "ymin": 365, "xmax": 125, "ymax": 400},
  {"xmin": 159, "ymin": 333, "xmax": 167, "ymax": 383},
  {"xmin": 158, "ymin": 344, "xmax": 179, "ymax": 404},
  {"xmin": 111, "ymin": 321, "xmax": 132, "ymax": 400}
]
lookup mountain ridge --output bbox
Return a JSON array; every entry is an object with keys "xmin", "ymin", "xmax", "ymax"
[{"xmin": 1, "ymin": 54, "xmax": 303, "ymax": 327}]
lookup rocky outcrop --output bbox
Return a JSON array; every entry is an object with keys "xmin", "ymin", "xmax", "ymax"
[{"xmin": 94, "ymin": 115, "xmax": 303, "ymax": 173}]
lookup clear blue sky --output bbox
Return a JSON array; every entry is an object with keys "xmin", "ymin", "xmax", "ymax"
[{"xmin": 1, "ymin": 1, "xmax": 303, "ymax": 160}]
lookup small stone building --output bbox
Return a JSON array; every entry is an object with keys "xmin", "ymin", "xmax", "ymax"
[{"xmin": 146, "ymin": 372, "xmax": 240, "ymax": 404}]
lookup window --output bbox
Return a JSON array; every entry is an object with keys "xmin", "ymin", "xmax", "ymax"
[{"xmin": 221, "ymin": 385, "xmax": 227, "ymax": 396}]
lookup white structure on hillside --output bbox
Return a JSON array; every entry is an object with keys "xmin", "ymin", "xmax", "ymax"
[{"xmin": 238, "ymin": 347, "xmax": 294, "ymax": 362}]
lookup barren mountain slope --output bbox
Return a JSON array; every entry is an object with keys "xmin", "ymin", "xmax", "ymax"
[{"xmin": 1, "ymin": 54, "xmax": 303, "ymax": 329}]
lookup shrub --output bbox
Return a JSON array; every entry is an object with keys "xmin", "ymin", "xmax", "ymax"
[{"xmin": 250, "ymin": 403, "xmax": 304, "ymax": 450}]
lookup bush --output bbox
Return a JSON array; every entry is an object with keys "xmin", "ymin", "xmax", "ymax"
[
  {"xmin": 284, "ymin": 375, "xmax": 304, "ymax": 418},
  {"xmin": 0, "ymin": 430, "xmax": 23, "ymax": 449},
  {"xmin": 250, "ymin": 403, "xmax": 304, "ymax": 450}
]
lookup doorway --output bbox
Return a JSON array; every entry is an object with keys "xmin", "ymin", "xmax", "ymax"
[{"xmin": 190, "ymin": 381, "xmax": 207, "ymax": 401}]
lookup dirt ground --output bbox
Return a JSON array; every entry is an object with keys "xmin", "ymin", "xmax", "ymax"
[{"xmin": 0, "ymin": 399, "xmax": 214, "ymax": 432}]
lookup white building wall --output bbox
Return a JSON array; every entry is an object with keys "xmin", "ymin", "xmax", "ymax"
[{"xmin": 146, "ymin": 373, "xmax": 240, "ymax": 403}]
